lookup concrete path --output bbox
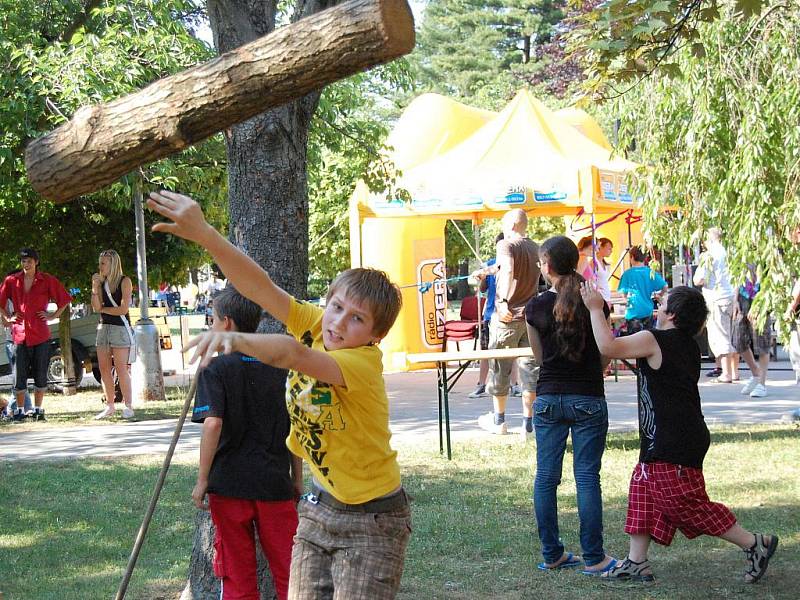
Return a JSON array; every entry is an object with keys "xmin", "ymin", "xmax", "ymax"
[{"xmin": 2, "ymin": 360, "xmax": 798, "ymax": 461}]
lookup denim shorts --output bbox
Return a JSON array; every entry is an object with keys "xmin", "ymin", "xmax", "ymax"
[
  {"xmin": 13, "ymin": 342, "xmax": 50, "ymax": 392},
  {"xmin": 96, "ymin": 323, "xmax": 133, "ymax": 348}
]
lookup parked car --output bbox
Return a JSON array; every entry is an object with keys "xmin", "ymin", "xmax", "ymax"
[{"xmin": 0, "ymin": 307, "xmax": 172, "ymax": 390}]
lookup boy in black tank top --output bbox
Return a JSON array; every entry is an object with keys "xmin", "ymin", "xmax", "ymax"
[{"xmin": 581, "ymin": 284, "xmax": 778, "ymax": 585}]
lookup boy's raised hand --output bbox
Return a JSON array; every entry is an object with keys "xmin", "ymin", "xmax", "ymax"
[
  {"xmin": 184, "ymin": 331, "xmax": 239, "ymax": 368},
  {"xmin": 147, "ymin": 190, "xmax": 214, "ymax": 244},
  {"xmin": 580, "ymin": 281, "xmax": 605, "ymax": 311}
]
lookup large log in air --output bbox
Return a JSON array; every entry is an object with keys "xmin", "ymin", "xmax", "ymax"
[{"xmin": 25, "ymin": 0, "xmax": 415, "ymax": 203}]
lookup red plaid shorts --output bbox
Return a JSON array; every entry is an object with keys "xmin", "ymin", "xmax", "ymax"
[{"xmin": 624, "ymin": 462, "xmax": 737, "ymax": 546}]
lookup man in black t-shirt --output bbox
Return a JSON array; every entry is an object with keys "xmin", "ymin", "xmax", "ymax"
[
  {"xmin": 191, "ymin": 286, "xmax": 301, "ymax": 600},
  {"xmin": 582, "ymin": 284, "xmax": 778, "ymax": 585}
]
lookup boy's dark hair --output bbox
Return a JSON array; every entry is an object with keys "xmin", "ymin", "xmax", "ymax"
[
  {"xmin": 212, "ymin": 285, "xmax": 263, "ymax": 333},
  {"xmin": 629, "ymin": 246, "xmax": 648, "ymax": 263},
  {"xmin": 327, "ymin": 268, "xmax": 402, "ymax": 339},
  {"xmin": 665, "ymin": 286, "xmax": 708, "ymax": 335}
]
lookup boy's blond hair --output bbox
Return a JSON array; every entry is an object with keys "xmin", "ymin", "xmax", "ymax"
[{"xmin": 326, "ymin": 268, "xmax": 402, "ymax": 339}]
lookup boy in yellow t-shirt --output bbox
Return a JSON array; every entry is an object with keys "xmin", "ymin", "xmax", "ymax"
[{"xmin": 148, "ymin": 190, "xmax": 410, "ymax": 599}]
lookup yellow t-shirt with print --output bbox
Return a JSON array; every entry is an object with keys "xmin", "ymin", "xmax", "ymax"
[{"xmin": 285, "ymin": 298, "xmax": 401, "ymax": 504}]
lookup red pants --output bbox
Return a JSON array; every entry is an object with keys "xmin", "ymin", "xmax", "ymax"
[
  {"xmin": 209, "ymin": 494, "xmax": 298, "ymax": 600},
  {"xmin": 624, "ymin": 462, "xmax": 737, "ymax": 546}
]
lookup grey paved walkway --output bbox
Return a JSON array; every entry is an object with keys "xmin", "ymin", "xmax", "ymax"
[{"xmin": 1, "ymin": 362, "xmax": 798, "ymax": 461}]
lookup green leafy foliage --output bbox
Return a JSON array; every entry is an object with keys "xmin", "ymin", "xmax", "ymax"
[
  {"xmin": 0, "ymin": 0, "xmax": 226, "ymax": 292},
  {"xmin": 413, "ymin": 0, "xmax": 569, "ymax": 107},
  {"xmin": 568, "ymin": 0, "xmax": 770, "ymax": 98},
  {"xmin": 612, "ymin": 5, "xmax": 800, "ymax": 335},
  {"xmin": 306, "ymin": 60, "xmax": 414, "ymax": 298}
]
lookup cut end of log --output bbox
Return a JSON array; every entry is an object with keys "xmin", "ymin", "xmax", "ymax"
[{"xmin": 381, "ymin": 0, "xmax": 415, "ymax": 57}]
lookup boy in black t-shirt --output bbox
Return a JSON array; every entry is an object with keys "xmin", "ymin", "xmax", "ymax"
[
  {"xmin": 192, "ymin": 286, "xmax": 302, "ymax": 600},
  {"xmin": 581, "ymin": 284, "xmax": 778, "ymax": 585}
]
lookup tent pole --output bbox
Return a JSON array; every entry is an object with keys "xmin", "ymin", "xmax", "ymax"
[{"xmin": 474, "ymin": 219, "xmax": 483, "ymax": 348}]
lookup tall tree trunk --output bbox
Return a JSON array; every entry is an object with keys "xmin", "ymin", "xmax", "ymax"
[{"xmin": 182, "ymin": 0, "xmax": 334, "ymax": 596}]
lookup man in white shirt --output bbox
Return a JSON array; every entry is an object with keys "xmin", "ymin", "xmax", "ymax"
[{"xmin": 693, "ymin": 227, "xmax": 735, "ymax": 382}]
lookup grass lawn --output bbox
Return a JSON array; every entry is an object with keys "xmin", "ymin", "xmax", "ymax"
[
  {"xmin": 0, "ymin": 386, "xmax": 190, "ymax": 433},
  {"xmin": 0, "ymin": 424, "xmax": 797, "ymax": 599}
]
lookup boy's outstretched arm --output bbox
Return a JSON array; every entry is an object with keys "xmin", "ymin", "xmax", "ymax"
[
  {"xmin": 580, "ymin": 282, "xmax": 660, "ymax": 362},
  {"xmin": 185, "ymin": 330, "xmax": 345, "ymax": 387},
  {"xmin": 148, "ymin": 190, "xmax": 291, "ymax": 324}
]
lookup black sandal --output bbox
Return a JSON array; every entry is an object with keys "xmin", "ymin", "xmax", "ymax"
[
  {"xmin": 601, "ymin": 557, "xmax": 655, "ymax": 583},
  {"xmin": 744, "ymin": 533, "xmax": 778, "ymax": 583}
]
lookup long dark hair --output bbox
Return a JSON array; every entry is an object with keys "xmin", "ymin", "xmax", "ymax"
[{"xmin": 540, "ymin": 236, "xmax": 588, "ymax": 362}]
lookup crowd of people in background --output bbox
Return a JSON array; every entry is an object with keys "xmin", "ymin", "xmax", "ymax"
[
  {"xmin": 466, "ymin": 219, "xmax": 782, "ymax": 584},
  {"xmin": 0, "ymin": 202, "xmax": 792, "ymax": 594}
]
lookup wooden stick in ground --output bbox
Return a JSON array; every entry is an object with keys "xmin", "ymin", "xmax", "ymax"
[
  {"xmin": 25, "ymin": 0, "xmax": 415, "ymax": 204},
  {"xmin": 115, "ymin": 376, "xmax": 198, "ymax": 600}
]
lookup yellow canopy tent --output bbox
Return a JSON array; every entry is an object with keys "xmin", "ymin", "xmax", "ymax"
[
  {"xmin": 350, "ymin": 89, "xmax": 642, "ymax": 371},
  {"xmin": 385, "ymin": 93, "xmax": 495, "ymax": 172},
  {"xmin": 555, "ymin": 107, "xmax": 613, "ymax": 151}
]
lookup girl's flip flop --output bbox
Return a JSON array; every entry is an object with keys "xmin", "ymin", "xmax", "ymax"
[
  {"xmin": 537, "ymin": 552, "xmax": 583, "ymax": 571},
  {"xmin": 581, "ymin": 558, "xmax": 618, "ymax": 576}
]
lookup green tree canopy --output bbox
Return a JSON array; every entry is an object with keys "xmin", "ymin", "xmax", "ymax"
[
  {"xmin": 610, "ymin": 3, "xmax": 800, "ymax": 332},
  {"xmin": 0, "ymin": 0, "xmax": 226, "ymax": 296},
  {"xmin": 414, "ymin": 0, "xmax": 567, "ymax": 107},
  {"xmin": 569, "ymin": 0, "xmax": 771, "ymax": 98}
]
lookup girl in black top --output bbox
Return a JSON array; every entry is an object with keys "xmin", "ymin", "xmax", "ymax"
[
  {"xmin": 91, "ymin": 249, "xmax": 135, "ymax": 419},
  {"xmin": 525, "ymin": 236, "xmax": 616, "ymax": 575},
  {"xmin": 582, "ymin": 284, "xmax": 778, "ymax": 584}
]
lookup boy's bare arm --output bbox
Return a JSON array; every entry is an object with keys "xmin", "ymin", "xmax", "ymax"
[
  {"xmin": 185, "ymin": 331, "xmax": 346, "ymax": 387},
  {"xmin": 194, "ymin": 417, "xmax": 223, "ymax": 510},
  {"xmin": 147, "ymin": 190, "xmax": 292, "ymax": 324},
  {"xmin": 580, "ymin": 282, "xmax": 660, "ymax": 362}
]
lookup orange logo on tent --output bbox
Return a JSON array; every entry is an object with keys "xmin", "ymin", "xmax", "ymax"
[{"xmin": 417, "ymin": 258, "xmax": 446, "ymax": 348}]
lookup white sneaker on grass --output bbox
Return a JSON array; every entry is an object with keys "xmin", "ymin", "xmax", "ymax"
[
  {"xmin": 741, "ymin": 377, "xmax": 759, "ymax": 395},
  {"xmin": 520, "ymin": 427, "xmax": 534, "ymax": 442},
  {"xmin": 477, "ymin": 412, "xmax": 507, "ymax": 435},
  {"xmin": 94, "ymin": 406, "xmax": 115, "ymax": 420},
  {"xmin": 750, "ymin": 384, "xmax": 768, "ymax": 398},
  {"xmin": 122, "ymin": 406, "xmax": 135, "ymax": 419}
]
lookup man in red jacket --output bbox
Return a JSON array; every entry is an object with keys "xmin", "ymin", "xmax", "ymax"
[{"xmin": 0, "ymin": 249, "xmax": 71, "ymax": 421}]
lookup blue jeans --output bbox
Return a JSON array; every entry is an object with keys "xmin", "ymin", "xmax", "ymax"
[{"xmin": 533, "ymin": 394, "xmax": 608, "ymax": 566}]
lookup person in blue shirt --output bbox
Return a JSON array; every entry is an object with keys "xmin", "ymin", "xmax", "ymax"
[{"xmin": 618, "ymin": 247, "xmax": 668, "ymax": 334}]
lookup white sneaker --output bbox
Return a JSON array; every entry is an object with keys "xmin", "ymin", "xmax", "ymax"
[
  {"xmin": 94, "ymin": 406, "xmax": 115, "ymax": 420},
  {"xmin": 750, "ymin": 384, "xmax": 768, "ymax": 398},
  {"xmin": 477, "ymin": 412, "xmax": 507, "ymax": 435},
  {"xmin": 520, "ymin": 427, "xmax": 534, "ymax": 442},
  {"xmin": 740, "ymin": 377, "xmax": 759, "ymax": 395},
  {"xmin": 122, "ymin": 406, "xmax": 135, "ymax": 419},
  {"xmin": 468, "ymin": 385, "xmax": 487, "ymax": 398}
]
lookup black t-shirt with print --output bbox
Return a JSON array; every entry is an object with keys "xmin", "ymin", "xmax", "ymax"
[
  {"xmin": 525, "ymin": 290, "xmax": 609, "ymax": 397},
  {"xmin": 191, "ymin": 352, "xmax": 293, "ymax": 500},
  {"xmin": 637, "ymin": 328, "xmax": 710, "ymax": 468}
]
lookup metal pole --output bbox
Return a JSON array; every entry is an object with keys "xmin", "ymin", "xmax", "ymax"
[
  {"xmin": 474, "ymin": 220, "xmax": 483, "ymax": 348},
  {"xmin": 131, "ymin": 173, "xmax": 165, "ymax": 403},
  {"xmin": 134, "ymin": 175, "xmax": 150, "ymax": 320}
]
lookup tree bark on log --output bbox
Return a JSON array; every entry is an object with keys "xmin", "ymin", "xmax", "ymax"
[{"xmin": 24, "ymin": 0, "xmax": 414, "ymax": 204}]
